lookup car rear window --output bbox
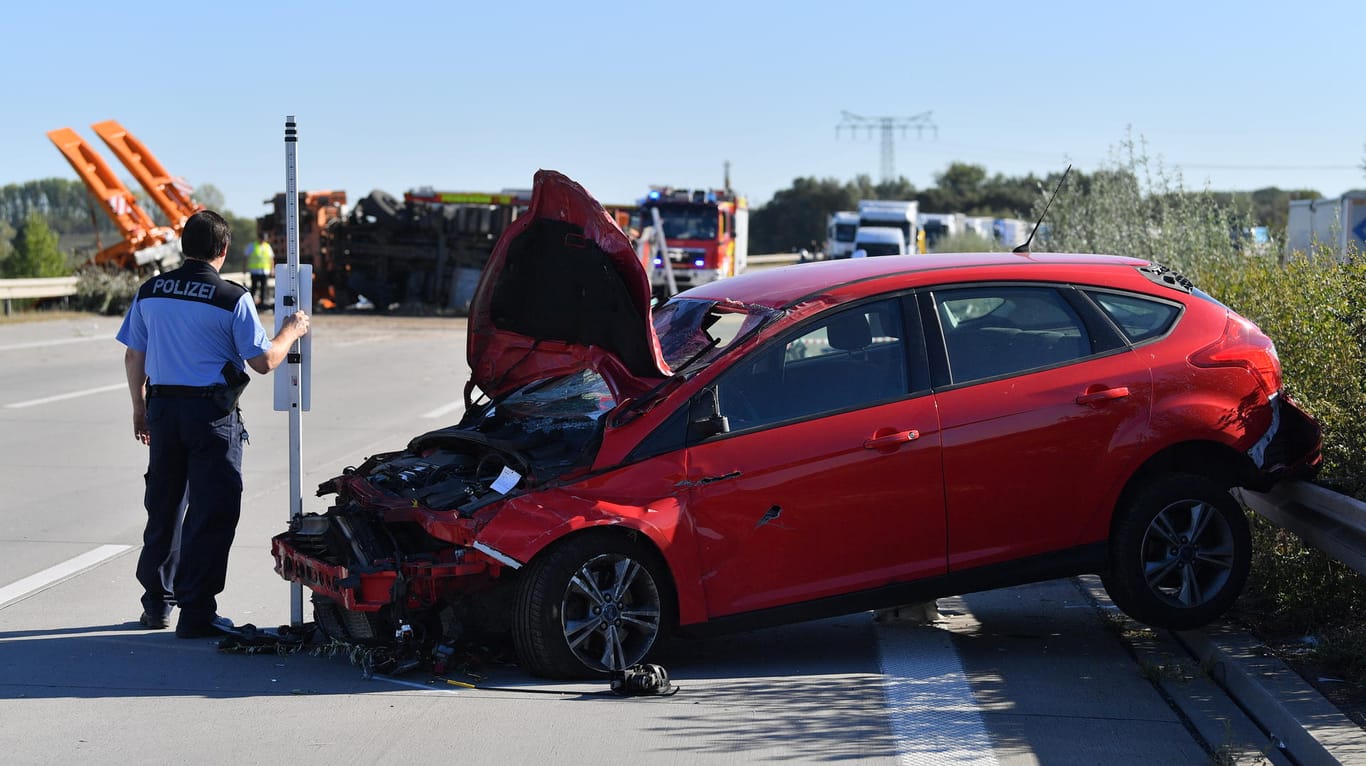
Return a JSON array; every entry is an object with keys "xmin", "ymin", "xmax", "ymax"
[{"xmin": 1086, "ymin": 291, "xmax": 1181, "ymax": 343}]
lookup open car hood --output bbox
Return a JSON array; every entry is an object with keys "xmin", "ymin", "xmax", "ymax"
[{"xmin": 466, "ymin": 170, "xmax": 672, "ymax": 404}]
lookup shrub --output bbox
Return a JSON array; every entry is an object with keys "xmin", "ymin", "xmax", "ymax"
[
  {"xmin": 75, "ymin": 266, "xmax": 141, "ymax": 315},
  {"xmin": 934, "ymin": 231, "xmax": 998, "ymax": 252},
  {"xmin": 1045, "ymin": 132, "xmax": 1366, "ymax": 680}
]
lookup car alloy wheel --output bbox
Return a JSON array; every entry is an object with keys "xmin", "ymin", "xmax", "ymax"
[
  {"xmin": 1101, "ymin": 473, "xmax": 1251, "ymax": 630},
  {"xmin": 1139, "ymin": 498, "xmax": 1236, "ymax": 608},
  {"xmin": 514, "ymin": 532, "xmax": 671, "ymax": 678},
  {"xmin": 561, "ymin": 552, "xmax": 663, "ymax": 673}
]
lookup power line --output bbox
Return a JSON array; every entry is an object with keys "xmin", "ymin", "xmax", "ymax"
[{"xmin": 836, "ymin": 110, "xmax": 937, "ymax": 184}]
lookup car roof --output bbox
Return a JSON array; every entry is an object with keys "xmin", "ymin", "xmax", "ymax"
[{"xmin": 678, "ymin": 252, "xmax": 1154, "ymax": 308}]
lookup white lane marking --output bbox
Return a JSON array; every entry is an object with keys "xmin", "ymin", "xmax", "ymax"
[
  {"xmin": 877, "ymin": 622, "xmax": 1000, "ymax": 765},
  {"xmin": 370, "ymin": 674, "xmax": 463, "ymax": 694},
  {"xmin": 0, "ymin": 544, "xmax": 133, "ymax": 608},
  {"xmin": 422, "ymin": 400, "xmax": 465, "ymax": 419},
  {"xmin": 0, "ymin": 336, "xmax": 111, "ymax": 352},
  {"xmin": 5, "ymin": 383, "xmax": 126, "ymax": 409}
]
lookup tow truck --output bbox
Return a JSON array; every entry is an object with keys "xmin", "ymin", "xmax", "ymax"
[{"xmin": 46, "ymin": 120, "xmax": 202, "ymax": 269}]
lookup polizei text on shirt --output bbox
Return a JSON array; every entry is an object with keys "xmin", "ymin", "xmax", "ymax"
[{"xmin": 152, "ymin": 278, "xmax": 217, "ymax": 300}]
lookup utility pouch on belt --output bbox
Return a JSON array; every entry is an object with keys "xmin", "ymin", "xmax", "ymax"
[{"xmin": 213, "ymin": 362, "xmax": 251, "ymax": 414}]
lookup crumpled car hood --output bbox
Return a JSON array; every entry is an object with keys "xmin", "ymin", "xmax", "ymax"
[{"xmin": 466, "ymin": 170, "xmax": 671, "ymax": 403}]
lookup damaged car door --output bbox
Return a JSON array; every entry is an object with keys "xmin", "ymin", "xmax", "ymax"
[{"xmin": 682, "ymin": 297, "xmax": 947, "ymax": 618}]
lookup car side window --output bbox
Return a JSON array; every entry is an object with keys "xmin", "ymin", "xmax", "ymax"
[
  {"xmin": 714, "ymin": 298, "xmax": 910, "ymax": 430},
  {"xmin": 935, "ymin": 286, "xmax": 1095, "ymax": 384},
  {"xmin": 1086, "ymin": 290, "xmax": 1181, "ymax": 344}
]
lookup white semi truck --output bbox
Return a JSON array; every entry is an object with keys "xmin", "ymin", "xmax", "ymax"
[
  {"xmin": 855, "ymin": 200, "xmax": 918, "ymax": 256},
  {"xmin": 918, "ymin": 212, "xmax": 961, "ymax": 251},
  {"xmin": 1285, "ymin": 193, "xmax": 1366, "ymax": 260},
  {"xmin": 825, "ymin": 211, "xmax": 859, "ymax": 259}
]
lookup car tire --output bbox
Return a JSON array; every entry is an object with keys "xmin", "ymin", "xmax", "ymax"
[
  {"xmin": 1102, "ymin": 473, "xmax": 1251, "ymax": 630},
  {"xmin": 513, "ymin": 532, "xmax": 671, "ymax": 679}
]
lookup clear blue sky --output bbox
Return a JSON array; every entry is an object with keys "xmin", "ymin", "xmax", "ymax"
[{"xmin": 5, "ymin": 0, "xmax": 1362, "ymax": 218}]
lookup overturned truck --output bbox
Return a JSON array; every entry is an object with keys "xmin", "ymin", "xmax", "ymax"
[{"xmin": 258, "ymin": 188, "xmax": 526, "ymax": 312}]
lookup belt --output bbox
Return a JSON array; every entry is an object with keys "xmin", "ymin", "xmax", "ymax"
[{"xmin": 146, "ymin": 384, "xmax": 218, "ymax": 398}]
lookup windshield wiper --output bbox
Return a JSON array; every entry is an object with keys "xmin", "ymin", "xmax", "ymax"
[{"xmin": 672, "ymin": 335, "xmax": 721, "ymax": 375}]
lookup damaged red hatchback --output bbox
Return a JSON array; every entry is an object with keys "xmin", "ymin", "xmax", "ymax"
[{"xmin": 272, "ymin": 170, "xmax": 1321, "ymax": 678}]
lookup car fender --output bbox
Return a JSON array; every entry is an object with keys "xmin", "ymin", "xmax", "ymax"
[{"xmin": 474, "ymin": 485, "xmax": 710, "ymax": 626}]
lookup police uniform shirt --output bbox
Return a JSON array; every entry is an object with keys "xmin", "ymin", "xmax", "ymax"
[{"xmin": 116, "ymin": 260, "xmax": 272, "ymax": 386}]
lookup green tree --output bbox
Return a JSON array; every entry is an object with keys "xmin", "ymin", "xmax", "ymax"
[
  {"xmin": 928, "ymin": 162, "xmax": 987, "ymax": 211},
  {"xmin": 3, "ymin": 212, "xmax": 68, "ymax": 277},
  {"xmin": 750, "ymin": 176, "xmax": 860, "ymax": 253},
  {"xmin": 223, "ymin": 212, "xmax": 257, "ymax": 273},
  {"xmin": 195, "ymin": 183, "xmax": 227, "ymax": 212},
  {"xmin": 0, "ymin": 219, "xmax": 14, "ymax": 264},
  {"xmin": 0, "ymin": 178, "xmax": 112, "ymax": 236}
]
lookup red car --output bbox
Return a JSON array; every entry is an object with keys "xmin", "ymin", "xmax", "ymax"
[{"xmin": 273, "ymin": 171, "xmax": 1321, "ymax": 678}]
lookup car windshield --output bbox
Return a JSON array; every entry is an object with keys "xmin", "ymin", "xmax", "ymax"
[
  {"xmin": 653, "ymin": 298, "xmax": 778, "ymax": 371},
  {"xmin": 647, "ymin": 205, "xmax": 719, "ymax": 240},
  {"xmin": 455, "ymin": 369, "xmax": 615, "ymax": 478}
]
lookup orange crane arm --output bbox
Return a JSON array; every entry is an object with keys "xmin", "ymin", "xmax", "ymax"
[
  {"xmin": 92, "ymin": 120, "xmax": 202, "ymax": 233},
  {"xmin": 46, "ymin": 127, "xmax": 169, "ymax": 267}
]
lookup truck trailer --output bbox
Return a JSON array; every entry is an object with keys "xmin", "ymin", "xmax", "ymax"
[
  {"xmin": 857, "ymin": 199, "xmax": 918, "ymax": 250},
  {"xmin": 1285, "ymin": 193, "xmax": 1366, "ymax": 260}
]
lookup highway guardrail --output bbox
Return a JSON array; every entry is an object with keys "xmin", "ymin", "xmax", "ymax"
[
  {"xmin": 1234, "ymin": 481, "xmax": 1366, "ymax": 577},
  {"xmin": 0, "ymin": 276, "xmax": 79, "ymax": 315}
]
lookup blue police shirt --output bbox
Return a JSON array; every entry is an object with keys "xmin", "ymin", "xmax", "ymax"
[{"xmin": 116, "ymin": 259, "xmax": 272, "ymax": 387}]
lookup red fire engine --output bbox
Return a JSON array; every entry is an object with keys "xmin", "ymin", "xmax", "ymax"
[{"xmin": 637, "ymin": 185, "xmax": 748, "ymax": 297}]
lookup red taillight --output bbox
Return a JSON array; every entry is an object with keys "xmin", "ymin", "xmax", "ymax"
[{"xmin": 1188, "ymin": 314, "xmax": 1282, "ymax": 395}]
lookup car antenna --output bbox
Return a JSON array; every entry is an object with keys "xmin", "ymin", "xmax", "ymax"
[{"xmin": 1013, "ymin": 164, "xmax": 1072, "ymax": 254}]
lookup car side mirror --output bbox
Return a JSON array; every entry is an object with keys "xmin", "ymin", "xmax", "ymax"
[{"xmin": 688, "ymin": 388, "xmax": 730, "ymax": 441}]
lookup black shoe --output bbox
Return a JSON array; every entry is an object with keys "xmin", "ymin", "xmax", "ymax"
[
  {"xmin": 138, "ymin": 611, "xmax": 169, "ymax": 630},
  {"xmin": 175, "ymin": 615, "xmax": 235, "ymax": 639}
]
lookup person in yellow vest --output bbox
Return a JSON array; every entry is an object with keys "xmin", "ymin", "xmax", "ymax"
[{"xmin": 246, "ymin": 232, "xmax": 274, "ymax": 309}]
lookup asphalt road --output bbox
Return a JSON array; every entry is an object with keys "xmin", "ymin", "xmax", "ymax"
[{"xmin": 0, "ymin": 311, "xmax": 1329, "ymax": 764}]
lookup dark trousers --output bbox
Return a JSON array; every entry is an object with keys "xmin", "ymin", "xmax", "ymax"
[
  {"xmin": 250, "ymin": 272, "xmax": 269, "ymax": 307},
  {"xmin": 138, "ymin": 397, "xmax": 245, "ymax": 624}
]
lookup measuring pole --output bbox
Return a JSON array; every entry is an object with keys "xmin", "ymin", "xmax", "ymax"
[{"xmin": 275, "ymin": 115, "xmax": 312, "ymax": 625}]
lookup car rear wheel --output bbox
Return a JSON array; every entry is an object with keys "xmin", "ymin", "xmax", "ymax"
[
  {"xmin": 1102, "ymin": 474, "xmax": 1251, "ymax": 630},
  {"xmin": 513, "ymin": 532, "xmax": 670, "ymax": 679}
]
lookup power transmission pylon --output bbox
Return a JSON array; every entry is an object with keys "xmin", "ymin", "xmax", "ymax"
[{"xmin": 836, "ymin": 111, "xmax": 937, "ymax": 184}]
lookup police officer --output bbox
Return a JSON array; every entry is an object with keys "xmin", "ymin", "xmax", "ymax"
[
  {"xmin": 246, "ymin": 230, "xmax": 274, "ymax": 309},
  {"xmin": 118, "ymin": 210, "xmax": 310, "ymax": 638}
]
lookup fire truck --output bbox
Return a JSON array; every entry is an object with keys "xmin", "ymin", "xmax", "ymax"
[
  {"xmin": 637, "ymin": 185, "xmax": 748, "ymax": 297},
  {"xmin": 46, "ymin": 120, "xmax": 203, "ymax": 269}
]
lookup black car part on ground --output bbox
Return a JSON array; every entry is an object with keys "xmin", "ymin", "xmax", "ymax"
[{"xmin": 216, "ymin": 622, "xmax": 679, "ymax": 696}]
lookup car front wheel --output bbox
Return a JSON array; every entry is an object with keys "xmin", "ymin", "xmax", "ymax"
[
  {"xmin": 513, "ymin": 532, "xmax": 671, "ymax": 679},
  {"xmin": 1102, "ymin": 473, "xmax": 1251, "ymax": 630}
]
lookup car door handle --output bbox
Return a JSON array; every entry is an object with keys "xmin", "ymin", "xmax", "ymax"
[
  {"xmin": 1076, "ymin": 386, "xmax": 1130, "ymax": 405},
  {"xmin": 863, "ymin": 430, "xmax": 920, "ymax": 449}
]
